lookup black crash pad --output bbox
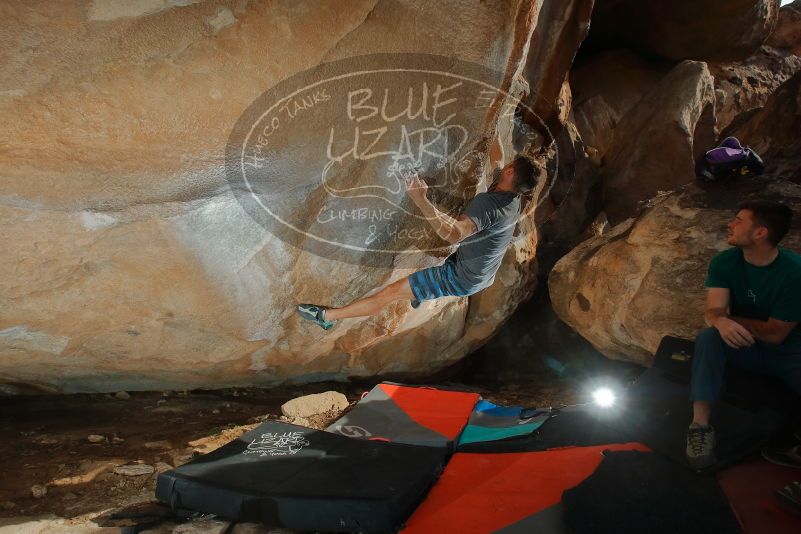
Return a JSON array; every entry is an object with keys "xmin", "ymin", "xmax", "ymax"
[
  {"xmin": 562, "ymin": 450, "xmax": 743, "ymax": 534},
  {"xmin": 156, "ymin": 421, "xmax": 447, "ymax": 533}
]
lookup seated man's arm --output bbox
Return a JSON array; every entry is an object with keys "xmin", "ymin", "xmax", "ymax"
[
  {"xmin": 732, "ymin": 271, "xmax": 801, "ymax": 345},
  {"xmin": 730, "ymin": 316, "xmax": 798, "ymax": 345},
  {"xmin": 705, "ymin": 287, "xmax": 755, "ymax": 348},
  {"xmin": 704, "ymin": 287, "xmax": 729, "ymax": 327}
]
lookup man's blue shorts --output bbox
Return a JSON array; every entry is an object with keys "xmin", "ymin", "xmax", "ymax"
[{"xmin": 407, "ymin": 259, "xmax": 475, "ymax": 303}]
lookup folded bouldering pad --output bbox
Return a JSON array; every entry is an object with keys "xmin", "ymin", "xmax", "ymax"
[
  {"xmin": 156, "ymin": 420, "xmax": 447, "ymax": 533},
  {"xmin": 326, "ymin": 382, "xmax": 480, "ymax": 449},
  {"xmin": 562, "ymin": 450, "xmax": 742, "ymax": 534},
  {"xmin": 402, "ymin": 443, "xmax": 649, "ymax": 534},
  {"xmin": 457, "ymin": 404, "xmax": 630, "ymax": 453}
]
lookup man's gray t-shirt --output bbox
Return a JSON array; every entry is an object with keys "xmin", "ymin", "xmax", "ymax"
[{"xmin": 448, "ymin": 191, "xmax": 520, "ymax": 292}]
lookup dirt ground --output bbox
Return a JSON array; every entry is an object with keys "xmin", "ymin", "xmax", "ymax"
[
  {"xmin": 0, "ymin": 372, "xmax": 610, "ymax": 528},
  {"xmin": 0, "ymin": 282, "xmax": 644, "ymax": 532},
  {"xmin": 0, "ymin": 384, "xmax": 339, "ymax": 522}
]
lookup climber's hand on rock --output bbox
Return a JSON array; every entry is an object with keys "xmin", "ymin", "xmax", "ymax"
[{"xmin": 405, "ymin": 174, "xmax": 428, "ymax": 204}]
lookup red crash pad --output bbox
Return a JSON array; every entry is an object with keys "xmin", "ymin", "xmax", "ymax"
[
  {"xmin": 718, "ymin": 459, "xmax": 801, "ymax": 534},
  {"xmin": 403, "ymin": 443, "xmax": 650, "ymax": 533}
]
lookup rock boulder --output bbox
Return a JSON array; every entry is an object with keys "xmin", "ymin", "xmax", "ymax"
[
  {"xmin": 710, "ymin": 45, "xmax": 801, "ymax": 131},
  {"xmin": 724, "ymin": 70, "xmax": 801, "ymax": 182},
  {"xmin": 767, "ymin": 0, "xmax": 801, "ymax": 55},
  {"xmin": 600, "ymin": 61, "xmax": 716, "ymax": 225},
  {"xmin": 585, "ymin": 0, "xmax": 781, "ymax": 62},
  {"xmin": 571, "ymin": 50, "xmax": 672, "ymax": 162},
  {"xmin": 0, "ymin": 1, "xmax": 592, "ymax": 393},
  {"xmin": 280, "ymin": 391, "xmax": 349, "ymax": 420},
  {"xmin": 549, "ymin": 178, "xmax": 801, "ymax": 366}
]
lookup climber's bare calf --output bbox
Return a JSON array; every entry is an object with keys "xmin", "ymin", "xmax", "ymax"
[
  {"xmin": 325, "ymin": 278, "xmax": 415, "ymax": 321},
  {"xmin": 296, "ymin": 277, "xmax": 415, "ymax": 330}
]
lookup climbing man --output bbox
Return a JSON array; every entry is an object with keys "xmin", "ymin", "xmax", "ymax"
[
  {"xmin": 296, "ymin": 138, "xmax": 540, "ymax": 330},
  {"xmin": 686, "ymin": 201, "xmax": 801, "ymax": 470}
]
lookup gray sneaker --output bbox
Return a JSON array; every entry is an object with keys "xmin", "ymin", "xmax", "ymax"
[
  {"xmin": 296, "ymin": 304, "xmax": 335, "ymax": 330},
  {"xmin": 686, "ymin": 423, "xmax": 716, "ymax": 470}
]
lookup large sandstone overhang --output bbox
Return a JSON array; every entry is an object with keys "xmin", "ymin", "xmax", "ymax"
[{"xmin": 0, "ymin": 1, "xmax": 592, "ymax": 393}]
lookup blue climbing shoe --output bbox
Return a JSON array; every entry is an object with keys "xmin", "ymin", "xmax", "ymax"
[{"xmin": 296, "ymin": 304, "xmax": 335, "ymax": 330}]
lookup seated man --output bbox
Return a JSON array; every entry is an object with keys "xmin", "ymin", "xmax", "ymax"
[
  {"xmin": 686, "ymin": 201, "xmax": 801, "ymax": 469},
  {"xmin": 297, "ymin": 137, "xmax": 540, "ymax": 330}
]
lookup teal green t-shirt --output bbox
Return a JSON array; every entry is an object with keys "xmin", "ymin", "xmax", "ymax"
[{"xmin": 705, "ymin": 247, "xmax": 801, "ymax": 347}]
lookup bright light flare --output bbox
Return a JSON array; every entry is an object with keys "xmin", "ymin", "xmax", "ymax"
[{"xmin": 592, "ymin": 387, "xmax": 616, "ymax": 408}]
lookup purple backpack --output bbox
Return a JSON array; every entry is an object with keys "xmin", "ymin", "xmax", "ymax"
[
  {"xmin": 704, "ymin": 137, "xmax": 746, "ymax": 164},
  {"xmin": 697, "ymin": 137, "xmax": 764, "ymax": 182}
]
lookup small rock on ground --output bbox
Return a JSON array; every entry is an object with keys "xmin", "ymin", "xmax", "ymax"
[
  {"xmin": 171, "ymin": 518, "xmax": 231, "ymax": 533},
  {"xmin": 280, "ymin": 391, "xmax": 348, "ymax": 419},
  {"xmin": 170, "ymin": 448, "xmax": 195, "ymax": 467},
  {"xmin": 278, "ymin": 416, "xmax": 311, "ymax": 428},
  {"xmin": 154, "ymin": 462, "xmax": 174, "ymax": 473},
  {"xmin": 144, "ymin": 440, "xmax": 172, "ymax": 450},
  {"xmin": 113, "ymin": 464, "xmax": 155, "ymax": 476}
]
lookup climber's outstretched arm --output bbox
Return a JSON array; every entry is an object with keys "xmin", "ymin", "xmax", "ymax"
[
  {"xmin": 489, "ymin": 130, "xmax": 505, "ymax": 169},
  {"xmin": 405, "ymin": 176, "xmax": 477, "ymax": 244}
]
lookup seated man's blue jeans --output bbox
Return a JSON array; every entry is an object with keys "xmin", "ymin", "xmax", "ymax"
[{"xmin": 692, "ymin": 327, "xmax": 801, "ymax": 402}]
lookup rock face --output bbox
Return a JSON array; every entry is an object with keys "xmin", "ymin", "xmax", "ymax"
[
  {"xmin": 767, "ymin": 0, "xmax": 801, "ymax": 55},
  {"xmin": 534, "ymin": 121, "xmax": 602, "ymax": 274},
  {"xmin": 710, "ymin": 45, "xmax": 801, "ymax": 132},
  {"xmin": 725, "ymin": 70, "xmax": 801, "ymax": 182},
  {"xmin": 571, "ymin": 50, "xmax": 673, "ymax": 163},
  {"xmin": 517, "ymin": 0, "xmax": 594, "ymax": 147},
  {"xmin": 537, "ymin": 50, "xmax": 672, "ymax": 278},
  {"xmin": 585, "ymin": 0, "xmax": 781, "ymax": 62},
  {"xmin": 0, "ymin": 1, "xmax": 592, "ymax": 393},
  {"xmin": 549, "ymin": 178, "xmax": 801, "ymax": 366},
  {"xmin": 600, "ymin": 61, "xmax": 717, "ymax": 225}
]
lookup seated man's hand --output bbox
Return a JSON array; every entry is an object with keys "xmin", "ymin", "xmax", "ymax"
[{"xmin": 713, "ymin": 316, "xmax": 755, "ymax": 348}]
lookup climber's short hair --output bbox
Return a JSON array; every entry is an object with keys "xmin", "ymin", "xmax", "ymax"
[{"xmin": 512, "ymin": 155, "xmax": 540, "ymax": 194}]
